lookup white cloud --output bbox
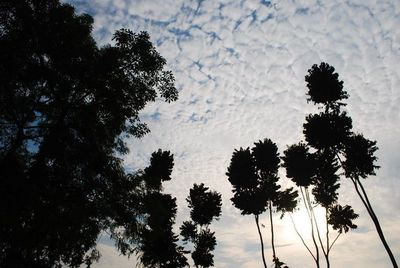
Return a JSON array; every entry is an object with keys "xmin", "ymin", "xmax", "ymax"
[{"xmin": 65, "ymin": 0, "xmax": 400, "ymax": 266}]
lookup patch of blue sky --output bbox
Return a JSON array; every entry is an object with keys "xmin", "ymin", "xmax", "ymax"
[
  {"xmin": 26, "ymin": 139, "xmax": 40, "ymax": 154},
  {"xmin": 249, "ymin": 10, "xmax": 258, "ymax": 25},
  {"xmin": 149, "ymin": 110, "xmax": 161, "ymax": 121},
  {"xmin": 168, "ymin": 28, "xmax": 192, "ymax": 40},
  {"xmin": 188, "ymin": 113, "xmax": 200, "ymax": 123},
  {"xmin": 193, "ymin": 0, "xmax": 205, "ymax": 16},
  {"xmin": 188, "ymin": 96, "xmax": 199, "ymax": 105},
  {"xmin": 191, "ymin": 60, "xmax": 204, "ymax": 70},
  {"xmin": 260, "ymin": 13, "xmax": 274, "ymax": 23},
  {"xmin": 295, "ymin": 7, "xmax": 310, "ymax": 16},
  {"xmin": 260, "ymin": 0, "xmax": 272, "ymax": 7},
  {"xmin": 225, "ymin": 47, "xmax": 238, "ymax": 57},
  {"xmin": 233, "ymin": 19, "xmax": 243, "ymax": 31},
  {"xmin": 188, "ymin": 112, "xmax": 209, "ymax": 124},
  {"xmin": 180, "ymin": 4, "xmax": 197, "ymax": 18},
  {"xmin": 204, "ymin": 31, "xmax": 222, "ymax": 45}
]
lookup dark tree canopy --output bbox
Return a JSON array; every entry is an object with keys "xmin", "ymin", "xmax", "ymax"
[
  {"xmin": 134, "ymin": 150, "xmax": 187, "ymax": 268},
  {"xmin": 343, "ymin": 134, "xmax": 379, "ymax": 179},
  {"xmin": 327, "ymin": 205, "xmax": 358, "ymax": 234},
  {"xmin": 252, "ymin": 139, "xmax": 280, "ymax": 177},
  {"xmin": 303, "ymin": 111, "xmax": 352, "ymax": 150},
  {"xmin": 187, "ymin": 183, "xmax": 222, "ymax": 226},
  {"xmin": 281, "ymin": 143, "xmax": 316, "ymax": 187},
  {"xmin": 0, "ymin": 0, "xmax": 178, "ymax": 266},
  {"xmin": 305, "ymin": 62, "xmax": 348, "ymax": 109},
  {"xmin": 226, "ymin": 139, "xmax": 283, "ymax": 215},
  {"xmin": 274, "ymin": 187, "xmax": 298, "ymax": 217},
  {"xmin": 226, "ymin": 138, "xmax": 297, "ymax": 268},
  {"xmin": 139, "ymin": 193, "xmax": 187, "ymax": 268},
  {"xmin": 144, "ymin": 149, "xmax": 174, "ymax": 190},
  {"xmin": 226, "ymin": 148, "xmax": 258, "ymax": 190},
  {"xmin": 191, "ymin": 229, "xmax": 217, "ymax": 268},
  {"xmin": 298, "ymin": 62, "xmax": 397, "ymax": 267},
  {"xmin": 312, "ymin": 150, "xmax": 340, "ymax": 208},
  {"xmin": 181, "ymin": 183, "xmax": 222, "ymax": 268}
]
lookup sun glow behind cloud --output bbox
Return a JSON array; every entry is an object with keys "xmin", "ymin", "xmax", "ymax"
[{"xmin": 65, "ymin": 0, "xmax": 400, "ymax": 267}]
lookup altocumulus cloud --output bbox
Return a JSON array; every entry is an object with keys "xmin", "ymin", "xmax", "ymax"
[{"xmin": 65, "ymin": 0, "xmax": 400, "ymax": 267}]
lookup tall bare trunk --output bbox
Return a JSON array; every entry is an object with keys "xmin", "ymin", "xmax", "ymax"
[{"xmin": 255, "ymin": 214, "xmax": 268, "ymax": 268}]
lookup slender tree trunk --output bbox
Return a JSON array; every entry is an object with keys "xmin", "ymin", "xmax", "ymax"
[
  {"xmin": 335, "ymin": 152, "xmax": 397, "ymax": 267},
  {"xmin": 353, "ymin": 177, "xmax": 398, "ymax": 268},
  {"xmin": 325, "ymin": 208, "xmax": 330, "ymax": 268},
  {"xmin": 301, "ymin": 187, "xmax": 320, "ymax": 268},
  {"xmin": 306, "ymin": 188, "xmax": 327, "ymax": 267},
  {"xmin": 269, "ymin": 201, "xmax": 276, "ymax": 261},
  {"xmin": 255, "ymin": 214, "xmax": 268, "ymax": 268},
  {"xmin": 289, "ymin": 213, "xmax": 317, "ymax": 262}
]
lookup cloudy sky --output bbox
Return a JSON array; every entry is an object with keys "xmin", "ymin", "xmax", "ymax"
[{"xmin": 65, "ymin": 0, "xmax": 399, "ymax": 267}]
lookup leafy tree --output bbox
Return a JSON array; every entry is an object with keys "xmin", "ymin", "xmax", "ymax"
[
  {"xmin": 282, "ymin": 142, "xmax": 358, "ymax": 268},
  {"xmin": 282, "ymin": 143, "xmax": 321, "ymax": 267},
  {"xmin": 136, "ymin": 150, "xmax": 188, "ymax": 268},
  {"xmin": 0, "ymin": 0, "xmax": 178, "ymax": 266},
  {"xmin": 180, "ymin": 183, "xmax": 222, "ymax": 268},
  {"xmin": 226, "ymin": 138, "xmax": 297, "ymax": 268},
  {"xmin": 281, "ymin": 63, "xmax": 361, "ymax": 268},
  {"xmin": 301, "ymin": 62, "xmax": 397, "ymax": 267}
]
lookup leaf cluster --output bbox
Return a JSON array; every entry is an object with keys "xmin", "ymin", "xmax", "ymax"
[
  {"xmin": 137, "ymin": 151, "xmax": 188, "ymax": 268},
  {"xmin": 327, "ymin": 205, "xmax": 358, "ymax": 233},
  {"xmin": 227, "ymin": 139, "xmax": 298, "ymax": 217},
  {"xmin": 181, "ymin": 184, "xmax": 222, "ymax": 268}
]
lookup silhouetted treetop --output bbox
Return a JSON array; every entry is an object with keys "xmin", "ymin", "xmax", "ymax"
[
  {"xmin": 226, "ymin": 148, "xmax": 258, "ymax": 189},
  {"xmin": 187, "ymin": 183, "xmax": 222, "ymax": 226},
  {"xmin": 282, "ymin": 143, "xmax": 316, "ymax": 187},
  {"xmin": 305, "ymin": 62, "xmax": 348, "ymax": 109},
  {"xmin": 137, "ymin": 151, "xmax": 188, "ymax": 268},
  {"xmin": 303, "ymin": 111, "xmax": 353, "ymax": 150},
  {"xmin": 327, "ymin": 205, "xmax": 358, "ymax": 234},
  {"xmin": 252, "ymin": 138, "xmax": 280, "ymax": 176},
  {"xmin": 113, "ymin": 29, "xmax": 178, "ymax": 103},
  {"xmin": 227, "ymin": 138, "xmax": 296, "ymax": 268},
  {"xmin": 181, "ymin": 184, "xmax": 221, "ymax": 268},
  {"xmin": 144, "ymin": 149, "xmax": 174, "ymax": 190},
  {"xmin": 343, "ymin": 134, "xmax": 379, "ymax": 179}
]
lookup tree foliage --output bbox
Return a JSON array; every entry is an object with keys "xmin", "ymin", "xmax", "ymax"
[
  {"xmin": 282, "ymin": 63, "xmax": 362, "ymax": 268},
  {"xmin": 181, "ymin": 183, "xmax": 222, "ymax": 268},
  {"xmin": 0, "ymin": 0, "xmax": 178, "ymax": 266},
  {"xmin": 305, "ymin": 62, "xmax": 348, "ymax": 109},
  {"xmin": 327, "ymin": 205, "xmax": 358, "ymax": 234},
  {"xmin": 286, "ymin": 61, "xmax": 397, "ymax": 267},
  {"xmin": 137, "ymin": 151, "xmax": 187, "ymax": 267},
  {"xmin": 227, "ymin": 138, "xmax": 297, "ymax": 268},
  {"xmin": 187, "ymin": 183, "xmax": 222, "ymax": 226}
]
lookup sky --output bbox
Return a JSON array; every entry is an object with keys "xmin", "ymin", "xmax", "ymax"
[{"xmin": 64, "ymin": 0, "xmax": 400, "ymax": 267}]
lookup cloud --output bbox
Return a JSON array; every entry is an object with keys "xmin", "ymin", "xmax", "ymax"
[{"xmin": 65, "ymin": 0, "xmax": 400, "ymax": 266}]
